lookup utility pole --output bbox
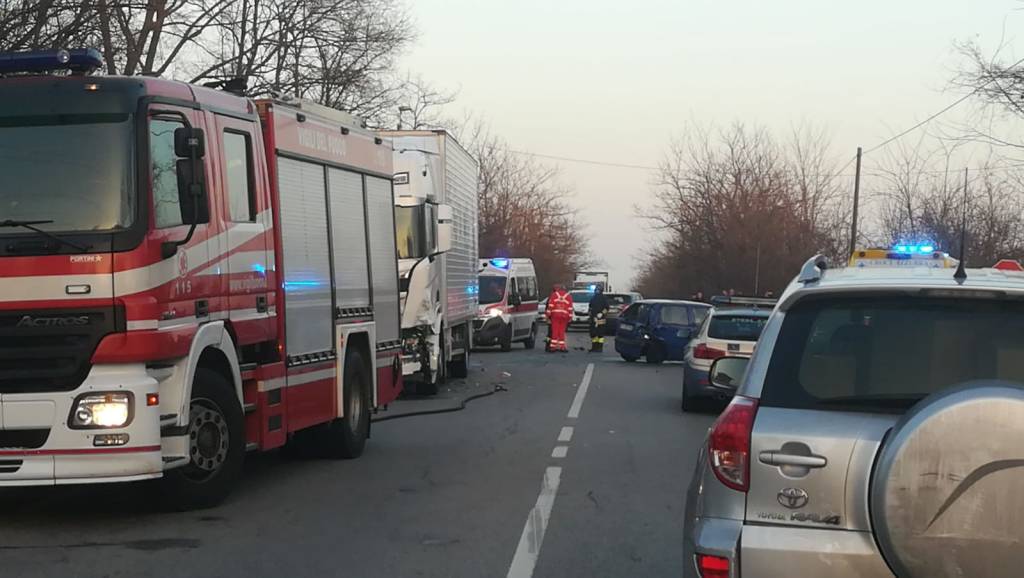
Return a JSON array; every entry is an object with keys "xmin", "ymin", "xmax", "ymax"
[
  {"xmin": 849, "ymin": 146, "xmax": 863, "ymax": 255},
  {"xmin": 753, "ymin": 243, "xmax": 761, "ymax": 295}
]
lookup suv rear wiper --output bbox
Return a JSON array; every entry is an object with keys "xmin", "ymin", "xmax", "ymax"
[{"xmin": 0, "ymin": 219, "xmax": 91, "ymax": 253}]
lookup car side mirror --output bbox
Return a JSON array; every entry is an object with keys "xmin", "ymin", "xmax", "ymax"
[
  {"xmin": 709, "ymin": 357, "xmax": 749, "ymax": 390},
  {"xmin": 509, "ymin": 292, "xmax": 521, "ymax": 307}
]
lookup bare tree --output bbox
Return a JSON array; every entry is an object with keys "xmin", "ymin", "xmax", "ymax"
[
  {"xmin": 874, "ymin": 139, "xmax": 1024, "ymax": 265},
  {"xmin": 462, "ymin": 121, "xmax": 591, "ymax": 290},
  {"xmin": 0, "ymin": 0, "xmax": 415, "ymax": 122},
  {"xmin": 634, "ymin": 122, "xmax": 846, "ymax": 298}
]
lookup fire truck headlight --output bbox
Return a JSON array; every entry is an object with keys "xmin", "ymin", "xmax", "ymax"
[{"xmin": 69, "ymin": 392, "xmax": 133, "ymax": 429}]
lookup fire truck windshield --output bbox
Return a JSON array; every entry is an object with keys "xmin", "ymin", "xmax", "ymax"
[{"xmin": 0, "ymin": 113, "xmax": 134, "ymax": 233}]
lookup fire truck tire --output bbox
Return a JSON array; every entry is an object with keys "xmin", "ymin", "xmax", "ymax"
[
  {"xmin": 524, "ymin": 324, "xmax": 537, "ymax": 349},
  {"xmin": 500, "ymin": 325, "xmax": 513, "ymax": 352},
  {"xmin": 159, "ymin": 368, "xmax": 245, "ymax": 510},
  {"xmin": 321, "ymin": 350, "xmax": 371, "ymax": 459}
]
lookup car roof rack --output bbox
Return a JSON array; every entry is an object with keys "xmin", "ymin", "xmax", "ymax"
[
  {"xmin": 709, "ymin": 295, "xmax": 778, "ymax": 308},
  {"xmin": 798, "ymin": 254, "xmax": 829, "ymax": 284}
]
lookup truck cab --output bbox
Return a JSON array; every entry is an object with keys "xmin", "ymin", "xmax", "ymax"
[{"xmin": 384, "ymin": 130, "xmax": 479, "ymax": 392}]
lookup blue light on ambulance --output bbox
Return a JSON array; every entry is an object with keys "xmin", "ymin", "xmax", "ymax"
[
  {"xmin": 490, "ymin": 258, "xmax": 510, "ymax": 269},
  {"xmin": 588, "ymin": 284, "xmax": 596, "ymax": 292}
]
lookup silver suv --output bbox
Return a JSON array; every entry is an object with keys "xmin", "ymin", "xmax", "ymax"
[{"xmin": 684, "ymin": 254, "xmax": 1024, "ymax": 578}]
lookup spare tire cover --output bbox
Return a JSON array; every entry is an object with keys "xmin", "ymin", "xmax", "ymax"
[{"xmin": 872, "ymin": 382, "xmax": 1024, "ymax": 578}]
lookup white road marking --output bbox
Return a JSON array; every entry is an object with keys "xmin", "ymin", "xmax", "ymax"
[
  {"xmin": 507, "ymin": 363, "xmax": 595, "ymax": 578},
  {"xmin": 506, "ymin": 467, "xmax": 563, "ymax": 578},
  {"xmin": 557, "ymin": 426, "xmax": 574, "ymax": 442},
  {"xmin": 566, "ymin": 363, "xmax": 594, "ymax": 419}
]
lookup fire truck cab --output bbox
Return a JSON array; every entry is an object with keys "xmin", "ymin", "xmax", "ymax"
[{"xmin": 0, "ymin": 49, "xmax": 402, "ymax": 508}]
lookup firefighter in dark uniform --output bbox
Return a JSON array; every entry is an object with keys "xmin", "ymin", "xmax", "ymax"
[{"xmin": 588, "ymin": 286, "xmax": 610, "ymax": 353}]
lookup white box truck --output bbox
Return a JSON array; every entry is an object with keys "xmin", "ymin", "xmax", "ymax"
[{"xmin": 381, "ymin": 130, "xmax": 479, "ymax": 394}]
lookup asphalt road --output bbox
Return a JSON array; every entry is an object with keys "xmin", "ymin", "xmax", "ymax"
[{"xmin": 0, "ymin": 331, "xmax": 717, "ymax": 578}]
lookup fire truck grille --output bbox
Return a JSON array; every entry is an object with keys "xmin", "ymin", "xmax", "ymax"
[{"xmin": 0, "ymin": 307, "xmax": 120, "ymax": 393}]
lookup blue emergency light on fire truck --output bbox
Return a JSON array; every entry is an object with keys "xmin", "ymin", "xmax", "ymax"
[{"xmin": 0, "ymin": 48, "xmax": 103, "ymax": 74}]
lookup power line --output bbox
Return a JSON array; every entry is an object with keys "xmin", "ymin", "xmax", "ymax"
[
  {"xmin": 863, "ymin": 54, "xmax": 1024, "ymax": 156},
  {"xmin": 505, "ymin": 149, "xmax": 659, "ymax": 171}
]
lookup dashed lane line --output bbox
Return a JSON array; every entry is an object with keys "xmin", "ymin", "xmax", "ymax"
[
  {"xmin": 506, "ymin": 363, "xmax": 594, "ymax": 578},
  {"xmin": 566, "ymin": 363, "xmax": 595, "ymax": 419}
]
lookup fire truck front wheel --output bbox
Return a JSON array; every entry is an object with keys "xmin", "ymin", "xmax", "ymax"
[{"xmin": 159, "ymin": 368, "xmax": 245, "ymax": 510}]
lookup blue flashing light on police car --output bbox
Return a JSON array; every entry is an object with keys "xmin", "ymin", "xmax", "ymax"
[
  {"xmin": 893, "ymin": 242, "xmax": 937, "ymax": 255},
  {"xmin": 0, "ymin": 48, "xmax": 104, "ymax": 74},
  {"xmin": 490, "ymin": 258, "xmax": 510, "ymax": 269}
]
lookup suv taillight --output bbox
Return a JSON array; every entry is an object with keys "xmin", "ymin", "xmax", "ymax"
[
  {"xmin": 696, "ymin": 554, "xmax": 730, "ymax": 578},
  {"xmin": 708, "ymin": 396, "xmax": 758, "ymax": 492},
  {"xmin": 694, "ymin": 343, "xmax": 726, "ymax": 360}
]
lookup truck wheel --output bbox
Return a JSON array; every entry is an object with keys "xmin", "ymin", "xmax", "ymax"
[
  {"xmin": 319, "ymin": 350, "xmax": 371, "ymax": 458},
  {"xmin": 500, "ymin": 324, "xmax": 513, "ymax": 352},
  {"xmin": 646, "ymin": 343, "xmax": 666, "ymax": 365},
  {"xmin": 524, "ymin": 324, "xmax": 537, "ymax": 349},
  {"xmin": 159, "ymin": 367, "xmax": 245, "ymax": 510},
  {"xmin": 449, "ymin": 349, "xmax": 470, "ymax": 379}
]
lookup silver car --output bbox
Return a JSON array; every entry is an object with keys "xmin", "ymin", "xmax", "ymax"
[{"xmin": 684, "ymin": 254, "xmax": 1024, "ymax": 578}]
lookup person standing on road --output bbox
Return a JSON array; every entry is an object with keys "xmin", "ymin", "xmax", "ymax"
[
  {"xmin": 588, "ymin": 286, "xmax": 610, "ymax": 353},
  {"xmin": 545, "ymin": 283, "xmax": 572, "ymax": 352}
]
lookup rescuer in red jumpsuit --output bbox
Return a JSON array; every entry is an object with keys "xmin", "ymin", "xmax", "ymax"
[{"xmin": 545, "ymin": 284, "xmax": 573, "ymax": 352}]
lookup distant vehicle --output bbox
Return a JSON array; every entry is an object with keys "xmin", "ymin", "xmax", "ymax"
[
  {"xmin": 681, "ymin": 307, "xmax": 770, "ymax": 411},
  {"xmin": 604, "ymin": 292, "xmax": 643, "ymax": 333},
  {"xmin": 572, "ymin": 271, "xmax": 610, "ymax": 292},
  {"xmin": 474, "ymin": 258, "xmax": 540, "ymax": 351},
  {"xmin": 614, "ymin": 300, "xmax": 710, "ymax": 364},
  {"xmin": 569, "ymin": 289, "xmax": 595, "ymax": 326},
  {"xmin": 684, "ymin": 247, "xmax": 1024, "ymax": 578},
  {"xmin": 385, "ymin": 129, "xmax": 479, "ymax": 392}
]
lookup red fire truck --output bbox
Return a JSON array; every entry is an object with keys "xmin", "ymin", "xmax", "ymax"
[{"xmin": 0, "ymin": 49, "xmax": 403, "ymax": 508}]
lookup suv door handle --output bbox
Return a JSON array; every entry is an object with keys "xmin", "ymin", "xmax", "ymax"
[{"xmin": 758, "ymin": 451, "xmax": 827, "ymax": 468}]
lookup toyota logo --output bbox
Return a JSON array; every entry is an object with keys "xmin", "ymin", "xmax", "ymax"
[{"xmin": 778, "ymin": 487, "xmax": 809, "ymax": 509}]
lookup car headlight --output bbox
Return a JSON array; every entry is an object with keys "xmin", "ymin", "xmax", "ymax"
[
  {"xmin": 488, "ymin": 308, "xmax": 503, "ymax": 318},
  {"xmin": 69, "ymin": 392, "xmax": 133, "ymax": 429}
]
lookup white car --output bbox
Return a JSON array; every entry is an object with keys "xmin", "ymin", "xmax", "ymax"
[{"xmin": 682, "ymin": 306, "xmax": 770, "ymax": 411}]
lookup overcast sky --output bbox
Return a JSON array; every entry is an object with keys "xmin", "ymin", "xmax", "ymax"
[{"xmin": 400, "ymin": 0, "xmax": 1023, "ymax": 290}]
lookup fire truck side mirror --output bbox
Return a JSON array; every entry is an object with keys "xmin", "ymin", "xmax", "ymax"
[
  {"xmin": 175, "ymin": 159, "xmax": 209, "ymax": 225},
  {"xmin": 174, "ymin": 127, "xmax": 206, "ymax": 159}
]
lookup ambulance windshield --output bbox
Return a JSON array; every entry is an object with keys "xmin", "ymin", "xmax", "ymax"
[
  {"xmin": 0, "ymin": 114, "xmax": 134, "ymax": 233},
  {"xmin": 479, "ymin": 275, "xmax": 507, "ymax": 305}
]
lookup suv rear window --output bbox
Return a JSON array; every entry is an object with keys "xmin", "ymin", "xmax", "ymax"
[
  {"xmin": 761, "ymin": 296, "xmax": 1024, "ymax": 412},
  {"xmin": 709, "ymin": 314, "xmax": 768, "ymax": 340}
]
